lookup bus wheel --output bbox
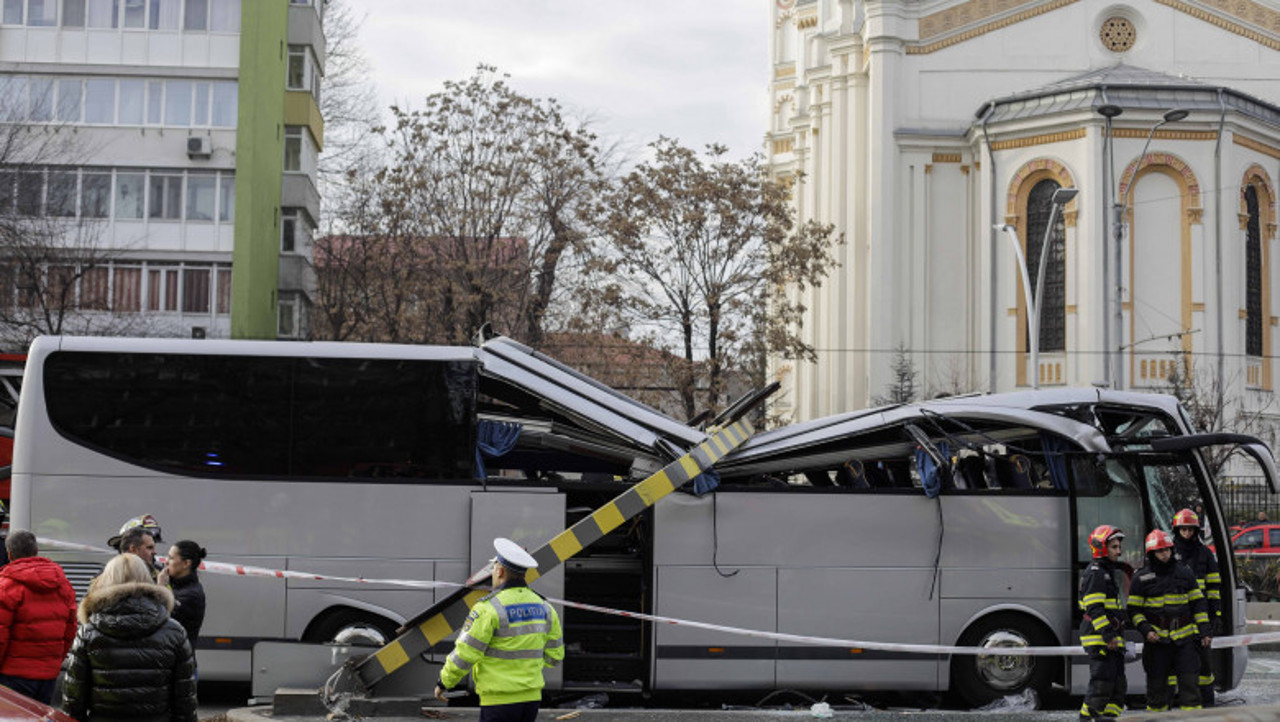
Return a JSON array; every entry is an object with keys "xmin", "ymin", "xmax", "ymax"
[
  {"xmin": 304, "ymin": 608, "xmax": 398, "ymax": 647},
  {"xmin": 949, "ymin": 613, "xmax": 1056, "ymax": 709}
]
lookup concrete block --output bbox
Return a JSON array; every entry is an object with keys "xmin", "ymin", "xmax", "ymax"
[{"xmin": 270, "ymin": 687, "xmax": 328, "ymax": 717}]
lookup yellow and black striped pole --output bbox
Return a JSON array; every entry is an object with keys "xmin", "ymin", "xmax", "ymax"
[{"xmin": 354, "ymin": 419, "xmax": 754, "ymax": 692}]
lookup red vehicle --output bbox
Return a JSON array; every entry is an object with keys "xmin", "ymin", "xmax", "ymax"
[
  {"xmin": 0, "ymin": 684, "xmax": 75, "ymax": 721},
  {"xmin": 1231, "ymin": 523, "xmax": 1280, "ymax": 555}
]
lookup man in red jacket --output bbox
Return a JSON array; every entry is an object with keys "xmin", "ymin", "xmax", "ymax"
[{"xmin": 0, "ymin": 530, "xmax": 76, "ymax": 704}]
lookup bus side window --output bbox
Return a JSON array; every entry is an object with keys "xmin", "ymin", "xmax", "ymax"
[{"xmin": 955, "ymin": 456, "xmax": 987, "ymax": 490}]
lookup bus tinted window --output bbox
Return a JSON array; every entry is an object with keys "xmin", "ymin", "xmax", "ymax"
[{"xmin": 44, "ymin": 352, "xmax": 477, "ymax": 480}]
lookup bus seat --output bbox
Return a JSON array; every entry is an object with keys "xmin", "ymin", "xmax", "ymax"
[
  {"xmin": 840, "ymin": 459, "xmax": 870, "ymax": 489},
  {"xmin": 956, "ymin": 456, "xmax": 986, "ymax": 489},
  {"xmin": 865, "ymin": 461, "xmax": 895, "ymax": 489},
  {"xmin": 1008, "ymin": 455, "xmax": 1033, "ymax": 489}
]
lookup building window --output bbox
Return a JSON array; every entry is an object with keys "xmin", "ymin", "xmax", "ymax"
[
  {"xmin": 114, "ymin": 172, "xmax": 145, "ymax": 219},
  {"xmin": 218, "ymin": 174, "xmax": 234, "ymax": 222},
  {"xmin": 284, "ymin": 126, "xmax": 302, "ymax": 172},
  {"xmin": 185, "ymin": 171, "xmax": 215, "ymax": 222},
  {"xmin": 1025, "ymin": 178, "xmax": 1066, "ymax": 352},
  {"xmin": 86, "ymin": 0, "xmax": 115, "ymax": 27},
  {"xmin": 28, "ymin": 78, "xmax": 53, "ymax": 122},
  {"xmin": 211, "ymin": 81, "xmax": 236, "ymax": 127},
  {"xmin": 56, "ymin": 78, "xmax": 82, "ymax": 122},
  {"xmin": 84, "ymin": 78, "xmax": 115, "ymax": 123},
  {"xmin": 26, "ymin": 0, "xmax": 56, "ymax": 25},
  {"xmin": 122, "ymin": 0, "xmax": 144, "ymax": 27},
  {"xmin": 278, "ymin": 296, "xmax": 297, "ymax": 338},
  {"xmin": 3, "ymin": 0, "xmax": 23, "ymax": 24},
  {"xmin": 148, "ymin": 173, "xmax": 182, "ymax": 220},
  {"xmin": 81, "ymin": 169, "xmax": 111, "ymax": 218},
  {"xmin": 164, "ymin": 80, "xmax": 192, "ymax": 126},
  {"xmin": 208, "ymin": 0, "xmax": 236, "ymax": 31},
  {"xmin": 182, "ymin": 267, "xmax": 209, "ymax": 313},
  {"xmin": 1247, "ymin": 185, "xmax": 1263, "ymax": 358},
  {"xmin": 61, "ymin": 0, "xmax": 85, "ymax": 26},
  {"xmin": 119, "ymin": 79, "xmax": 144, "ymax": 123},
  {"xmin": 287, "ymin": 46, "xmax": 306, "ymax": 89},
  {"xmin": 149, "ymin": 0, "xmax": 178, "ymax": 29},
  {"xmin": 181, "ymin": 0, "xmax": 204, "ymax": 30},
  {"xmin": 46, "ymin": 170, "xmax": 78, "ymax": 217},
  {"xmin": 281, "ymin": 211, "xmax": 296, "ymax": 252}
]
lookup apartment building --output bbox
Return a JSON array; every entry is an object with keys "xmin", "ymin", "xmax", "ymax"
[{"xmin": 0, "ymin": 0, "xmax": 323, "ymax": 342}]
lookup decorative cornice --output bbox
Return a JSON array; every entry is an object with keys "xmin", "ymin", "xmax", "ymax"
[
  {"xmin": 1235, "ymin": 134, "xmax": 1280, "ymax": 160},
  {"xmin": 798, "ymin": 15, "xmax": 818, "ymax": 29},
  {"xmin": 775, "ymin": 65, "xmax": 796, "ymax": 79},
  {"xmin": 773, "ymin": 138, "xmax": 795, "ymax": 154},
  {"xmin": 909, "ymin": 0, "xmax": 1079, "ymax": 54},
  {"xmin": 961, "ymin": 165, "xmax": 971, "ymax": 174},
  {"xmin": 932, "ymin": 152, "xmax": 963, "ymax": 163},
  {"xmin": 1153, "ymin": 0, "xmax": 1280, "ymax": 53},
  {"xmin": 1187, "ymin": 207, "xmax": 1204, "ymax": 224},
  {"xmin": 925, "ymin": 164, "xmax": 934, "ymax": 174},
  {"xmin": 990, "ymin": 128, "xmax": 1086, "ymax": 150},
  {"xmin": 1111, "ymin": 129, "xmax": 1219, "ymax": 141}
]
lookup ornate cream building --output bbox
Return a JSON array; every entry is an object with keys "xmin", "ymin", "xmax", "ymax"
[{"xmin": 769, "ymin": 0, "xmax": 1280, "ymax": 427}]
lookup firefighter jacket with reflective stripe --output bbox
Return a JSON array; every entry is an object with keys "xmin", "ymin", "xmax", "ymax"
[
  {"xmin": 1128, "ymin": 558, "xmax": 1210, "ymax": 644},
  {"xmin": 1078, "ymin": 559, "xmax": 1126, "ymax": 649},
  {"xmin": 1174, "ymin": 535, "xmax": 1222, "ymax": 621},
  {"xmin": 439, "ymin": 582, "xmax": 564, "ymax": 706}
]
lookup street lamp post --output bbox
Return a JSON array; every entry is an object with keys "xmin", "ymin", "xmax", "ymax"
[
  {"xmin": 1097, "ymin": 106, "xmax": 1189, "ymax": 389},
  {"xmin": 994, "ymin": 186, "xmax": 1077, "ymax": 389}
]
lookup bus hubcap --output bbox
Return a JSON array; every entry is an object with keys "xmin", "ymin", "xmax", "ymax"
[
  {"xmin": 975, "ymin": 629, "xmax": 1034, "ymax": 691},
  {"xmin": 332, "ymin": 624, "xmax": 388, "ymax": 647}
]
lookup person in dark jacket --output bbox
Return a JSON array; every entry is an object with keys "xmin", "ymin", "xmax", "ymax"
[
  {"xmin": 159, "ymin": 540, "xmax": 206, "ymax": 649},
  {"xmin": 1079, "ymin": 524, "xmax": 1128, "ymax": 720},
  {"xmin": 0, "ymin": 530, "xmax": 76, "ymax": 704},
  {"xmin": 60, "ymin": 553, "xmax": 196, "ymax": 722},
  {"xmin": 1173, "ymin": 507, "xmax": 1222, "ymax": 706},
  {"xmin": 1129, "ymin": 529, "xmax": 1210, "ymax": 712}
]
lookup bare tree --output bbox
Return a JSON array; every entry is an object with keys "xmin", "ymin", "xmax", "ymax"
[
  {"xmin": 314, "ymin": 0, "xmax": 384, "ymax": 231},
  {"xmin": 0, "ymin": 94, "xmax": 142, "ymax": 348},
  {"xmin": 315, "ymin": 66, "xmax": 605, "ymax": 346},
  {"xmin": 593, "ymin": 138, "xmax": 841, "ymax": 419},
  {"xmin": 1162, "ymin": 353, "xmax": 1275, "ymax": 479}
]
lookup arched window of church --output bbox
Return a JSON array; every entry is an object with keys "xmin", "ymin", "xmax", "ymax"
[
  {"xmin": 1246, "ymin": 185, "xmax": 1263, "ymax": 358},
  {"xmin": 1025, "ymin": 179, "xmax": 1066, "ymax": 352}
]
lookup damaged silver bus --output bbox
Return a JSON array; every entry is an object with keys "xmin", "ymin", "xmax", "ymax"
[
  {"xmin": 688, "ymin": 390, "xmax": 1277, "ymax": 705},
  {"xmin": 11, "ymin": 335, "xmax": 1278, "ymax": 705}
]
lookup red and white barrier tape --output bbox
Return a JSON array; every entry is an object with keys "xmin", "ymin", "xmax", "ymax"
[{"xmin": 37, "ymin": 537, "xmax": 1280, "ymax": 657}]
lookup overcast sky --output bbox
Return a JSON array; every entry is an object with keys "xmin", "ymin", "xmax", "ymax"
[{"xmin": 358, "ymin": 1, "xmax": 773, "ymax": 162}]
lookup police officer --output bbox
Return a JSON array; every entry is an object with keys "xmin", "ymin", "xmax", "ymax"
[
  {"xmin": 1128, "ymin": 529, "xmax": 1210, "ymax": 712},
  {"xmin": 435, "ymin": 538, "xmax": 564, "ymax": 722},
  {"xmin": 1172, "ymin": 507, "xmax": 1221, "ymax": 706},
  {"xmin": 1079, "ymin": 525, "xmax": 1128, "ymax": 720}
]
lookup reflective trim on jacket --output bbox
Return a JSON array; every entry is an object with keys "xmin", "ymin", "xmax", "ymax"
[{"xmin": 439, "ymin": 583, "xmax": 564, "ymax": 707}]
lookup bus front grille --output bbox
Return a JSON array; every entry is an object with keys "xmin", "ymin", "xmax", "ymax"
[{"xmin": 59, "ymin": 561, "xmax": 103, "ymax": 601}]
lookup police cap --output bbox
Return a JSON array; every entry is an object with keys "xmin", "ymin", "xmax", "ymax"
[{"xmin": 493, "ymin": 537, "xmax": 538, "ymax": 572}]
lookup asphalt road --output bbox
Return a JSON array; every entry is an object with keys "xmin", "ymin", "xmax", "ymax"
[{"xmin": 195, "ymin": 652, "xmax": 1280, "ymax": 721}]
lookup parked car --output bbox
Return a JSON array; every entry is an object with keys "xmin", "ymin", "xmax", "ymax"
[
  {"xmin": 1231, "ymin": 523, "xmax": 1280, "ymax": 555},
  {"xmin": 0, "ymin": 684, "xmax": 75, "ymax": 722}
]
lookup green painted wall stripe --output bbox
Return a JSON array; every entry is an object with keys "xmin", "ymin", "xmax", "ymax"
[{"xmin": 230, "ymin": 0, "xmax": 288, "ymax": 339}]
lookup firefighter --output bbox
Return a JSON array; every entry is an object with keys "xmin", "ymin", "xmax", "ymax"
[
  {"xmin": 1128, "ymin": 529, "xmax": 1211, "ymax": 712},
  {"xmin": 435, "ymin": 538, "xmax": 564, "ymax": 722},
  {"xmin": 1172, "ymin": 507, "xmax": 1221, "ymax": 706},
  {"xmin": 1079, "ymin": 524, "xmax": 1129, "ymax": 720}
]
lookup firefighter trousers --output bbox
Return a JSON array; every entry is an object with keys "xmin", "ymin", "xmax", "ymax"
[
  {"xmin": 1081, "ymin": 647, "xmax": 1127, "ymax": 720},
  {"xmin": 1144, "ymin": 641, "xmax": 1200, "ymax": 711}
]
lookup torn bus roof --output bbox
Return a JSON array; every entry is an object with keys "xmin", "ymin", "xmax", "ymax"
[{"xmin": 717, "ymin": 393, "xmax": 1114, "ymax": 472}]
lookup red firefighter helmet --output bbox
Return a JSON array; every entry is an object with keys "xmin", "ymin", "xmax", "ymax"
[
  {"xmin": 1088, "ymin": 525, "xmax": 1126, "ymax": 558},
  {"xmin": 1145, "ymin": 529, "xmax": 1175, "ymax": 553},
  {"xmin": 1172, "ymin": 508, "xmax": 1200, "ymax": 529}
]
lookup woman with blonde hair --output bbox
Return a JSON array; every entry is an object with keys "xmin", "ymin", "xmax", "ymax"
[{"xmin": 60, "ymin": 553, "xmax": 196, "ymax": 722}]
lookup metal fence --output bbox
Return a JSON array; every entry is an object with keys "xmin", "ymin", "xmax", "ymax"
[{"xmin": 1217, "ymin": 476, "xmax": 1277, "ymax": 528}]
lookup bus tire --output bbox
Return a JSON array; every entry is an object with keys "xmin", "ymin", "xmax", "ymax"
[
  {"xmin": 304, "ymin": 608, "xmax": 399, "ymax": 647},
  {"xmin": 949, "ymin": 612, "xmax": 1057, "ymax": 709}
]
